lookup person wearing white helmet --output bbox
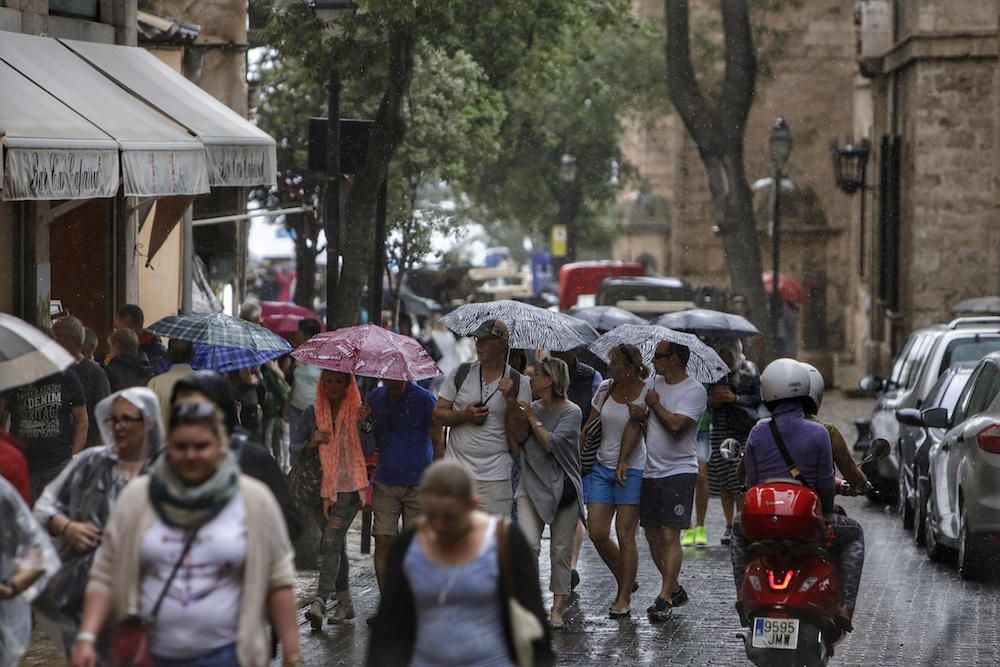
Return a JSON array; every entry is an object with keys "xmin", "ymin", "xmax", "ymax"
[
  {"xmin": 800, "ymin": 363, "xmax": 868, "ymax": 490},
  {"xmin": 729, "ymin": 358, "xmax": 866, "ymax": 632}
]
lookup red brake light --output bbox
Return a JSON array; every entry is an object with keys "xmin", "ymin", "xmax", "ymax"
[
  {"xmin": 768, "ymin": 570, "xmax": 793, "ymax": 590},
  {"xmin": 976, "ymin": 424, "xmax": 1000, "ymax": 454}
]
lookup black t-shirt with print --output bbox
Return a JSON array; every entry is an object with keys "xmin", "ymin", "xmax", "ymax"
[{"xmin": 6, "ymin": 372, "xmax": 86, "ymax": 472}]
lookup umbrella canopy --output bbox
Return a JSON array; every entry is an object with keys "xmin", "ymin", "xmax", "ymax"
[
  {"xmin": 762, "ymin": 271, "xmax": 808, "ymax": 305},
  {"xmin": 589, "ymin": 324, "xmax": 729, "ymax": 383},
  {"xmin": 291, "ymin": 324, "xmax": 441, "ymax": 382},
  {"xmin": 566, "ymin": 305, "xmax": 647, "ymax": 333},
  {"xmin": 147, "ymin": 312, "xmax": 291, "ymax": 352},
  {"xmin": 191, "ymin": 343, "xmax": 290, "ymax": 373},
  {"xmin": 557, "ymin": 313, "xmax": 600, "ymax": 345},
  {"xmin": 0, "ymin": 313, "xmax": 76, "ymax": 393},
  {"xmin": 440, "ymin": 301, "xmax": 588, "ymax": 351},
  {"xmin": 260, "ymin": 301, "xmax": 325, "ymax": 337},
  {"xmin": 653, "ymin": 308, "xmax": 759, "ymax": 338},
  {"xmin": 951, "ymin": 296, "xmax": 1000, "ymax": 315}
]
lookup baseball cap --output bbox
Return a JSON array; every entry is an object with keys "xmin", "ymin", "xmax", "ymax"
[{"xmin": 471, "ymin": 319, "xmax": 510, "ymax": 342}]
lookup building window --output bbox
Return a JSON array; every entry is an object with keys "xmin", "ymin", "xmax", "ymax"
[{"xmin": 48, "ymin": 0, "xmax": 99, "ymax": 19}]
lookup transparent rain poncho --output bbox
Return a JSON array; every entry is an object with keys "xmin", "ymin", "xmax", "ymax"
[
  {"xmin": 32, "ymin": 387, "xmax": 163, "ymax": 656},
  {"xmin": 0, "ymin": 475, "xmax": 60, "ymax": 667}
]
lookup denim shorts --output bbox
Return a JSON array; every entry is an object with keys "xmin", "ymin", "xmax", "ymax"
[
  {"xmin": 588, "ymin": 463, "xmax": 643, "ymax": 506},
  {"xmin": 696, "ymin": 431, "xmax": 711, "ymax": 463}
]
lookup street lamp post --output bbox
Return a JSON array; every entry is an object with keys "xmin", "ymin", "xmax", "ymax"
[
  {"xmin": 768, "ymin": 117, "xmax": 793, "ymax": 358},
  {"xmin": 558, "ymin": 152, "xmax": 578, "ymax": 264},
  {"xmin": 310, "ymin": 0, "xmax": 355, "ymax": 330}
]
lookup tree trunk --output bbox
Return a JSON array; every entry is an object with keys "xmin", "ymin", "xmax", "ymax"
[
  {"xmin": 330, "ymin": 25, "xmax": 416, "ymax": 329},
  {"xmin": 291, "ymin": 212, "xmax": 317, "ymax": 307},
  {"xmin": 664, "ymin": 0, "xmax": 778, "ymax": 360}
]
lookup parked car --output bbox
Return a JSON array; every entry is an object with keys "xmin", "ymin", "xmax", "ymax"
[
  {"xmin": 595, "ymin": 276, "xmax": 696, "ymax": 319},
  {"xmin": 921, "ymin": 351, "xmax": 1000, "ymax": 579},
  {"xmin": 558, "ymin": 260, "xmax": 644, "ymax": 311},
  {"xmin": 860, "ymin": 317, "xmax": 1000, "ymax": 503},
  {"xmin": 894, "ymin": 362, "xmax": 976, "ymax": 541}
]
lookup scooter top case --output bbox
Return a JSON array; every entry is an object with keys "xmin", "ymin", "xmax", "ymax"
[{"xmin": 742, "ymin": 482, "xmax": 825, "ymax": 543}]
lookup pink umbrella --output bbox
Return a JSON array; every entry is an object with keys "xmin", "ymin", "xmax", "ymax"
[
  {"xmin": 260, "ymin": 301, "xmax": 325, "ymax": 337},
  {"xmin": 291, "ymin": 324, "xmax": 441, "ymax": 381},
  {"xmin": 762, "ymin": 271, "xmax": 808, "ymax": 306}
]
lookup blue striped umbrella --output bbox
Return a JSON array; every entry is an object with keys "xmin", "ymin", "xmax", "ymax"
[
  {"xmin": 148, "ymin": 312, "xmax": 290, "ymax": 352},
  {"xmin": 191, "ymin": 343, "xmax": 290, "ymax": 373}
]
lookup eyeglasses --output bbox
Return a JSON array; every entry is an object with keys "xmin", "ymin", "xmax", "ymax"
[
  {"xmin": 104, "ymin": 415, "xmax": 143, "ymax": 425},
  {"xmin": 653, "ymin": 351, "xmax": 674, "ymax": 360}
]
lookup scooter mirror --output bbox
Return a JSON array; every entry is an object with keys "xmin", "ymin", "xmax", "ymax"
[
  {"xmin": 720, "ymin": 438, "xmax": 742, "ymax": 461},
  {"xmin": 869, "ymin": 438, "xmax": 891, "ymax": 461}
]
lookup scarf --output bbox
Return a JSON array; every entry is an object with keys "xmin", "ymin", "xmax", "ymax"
[
  {"xmin": 316, "ymin": 375, "xmax": 368, "ymax": 499},
  {"xmin": 148, "ymin": 449, "xmax": 241, "ymax": 529}
]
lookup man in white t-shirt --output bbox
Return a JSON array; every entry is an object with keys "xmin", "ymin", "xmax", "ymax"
[
  {"xmin": 631, "ymin": 340, "xmax": 707, "ymax": 623},
  {"xmin": 432, "ymin": 320, "xmax": 531, "ymax": 517}
]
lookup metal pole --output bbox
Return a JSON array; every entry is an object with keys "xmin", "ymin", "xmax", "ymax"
[
  {"xmin": 325, "ymin": 67, "xmax": 341, "ymax": 330},
  {"xmin": 369, "ymin": 176, "xmax": 388, "ymax": 326},
  {"xmin": 771, "ymin": 170, "xmax": 782, "ymax": 358},
  {"xmin": 181, "ymin": 205, "xmax": 194, "ymax": 314}
]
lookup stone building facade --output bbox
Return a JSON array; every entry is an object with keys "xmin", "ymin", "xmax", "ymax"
[
  {"xmin": 616, "ymin": 0, "xmax": 859, "ymax": 379},
  {"xmin": 847, "ymin": 0, "xmax": 1000, "ymax": 375}
]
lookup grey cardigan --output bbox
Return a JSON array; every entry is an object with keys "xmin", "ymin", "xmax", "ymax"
[
  {"xmin": 517, "ymin": 400, "xmax": 584, "ymax": 524},
  {"xmin": 86, "ymin": 475, "xmax": 296, "ymax": 667}
]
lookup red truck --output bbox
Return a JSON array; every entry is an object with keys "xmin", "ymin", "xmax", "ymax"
[{"xmin": 558, "ymin": 260, "xmax": 645, "ymax": 311}]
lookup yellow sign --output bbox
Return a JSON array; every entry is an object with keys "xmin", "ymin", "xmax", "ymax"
[{"xmin": 551, "ymin": 224, "xmax": 567, "ymax": 258}]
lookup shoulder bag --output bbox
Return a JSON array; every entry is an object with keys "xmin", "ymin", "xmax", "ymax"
[
  {"xmin": 496, "ymin": 519, "xmax": 545, "ymax": 667},
  {"xmin": 110, "ymin": 528, "xmax": 199, "ymax": 667},
  {"xmin": 580, "ymin": 381, "xmax": 612, "ymax": 476}
]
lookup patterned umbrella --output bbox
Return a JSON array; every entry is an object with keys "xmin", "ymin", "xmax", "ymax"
[
  {"xmin": 589, "ymin": 324, "xmax": 729, "ymax": 383},
  {"xmin": 260, "ymin": 301, "xmax": 325, "ymax": 337},
  {"xmin": 147, "ymin": 313, "xmax": 290, "ymax": 352},
  {"xmin": 191, "ymin": 343, "xmax": 290, "ymax": 373},
  {"xmin": 0, "ymin": 313, "xmax": 75, "ymax": 393},
  {"xmin": 440, "ymin": 301, "xmax": 588, "ymax": 351},
  {"xmin": 566, "ymin": 306, "xmax": 647, "ymax": 333},
  {"xmin": 653, "ymin": 309, "xmax": 759, "ymax": 337},
  {"xmin": 292, "ymin": 325, "xmax": 441, "ymax": 381}
]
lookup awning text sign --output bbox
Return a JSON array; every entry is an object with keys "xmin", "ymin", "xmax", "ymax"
[{"xmin": 4, "ymin": 145, "xmax": 119, "ymax": 200}]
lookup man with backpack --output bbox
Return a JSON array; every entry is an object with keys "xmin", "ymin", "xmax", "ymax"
[{"xmin": 432, "ymin": 320, "xmax": 531, "ymax": 517}]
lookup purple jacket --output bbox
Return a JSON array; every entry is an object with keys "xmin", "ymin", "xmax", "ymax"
[{"xmin": 745, "ymin": 403, "xmax": 835, "ymax": 512}]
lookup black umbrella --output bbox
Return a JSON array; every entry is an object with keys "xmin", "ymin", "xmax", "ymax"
[
  {"xmin": 557, "ymin": 313, "xmax": 600, "ymax": 345},
  {"xmin": 566, "ymin": 306, "xmax": 647, "ymax": 333},
  {"xmin": 653, "ymin": 308, "xmax": 759, "ymax": 337}
]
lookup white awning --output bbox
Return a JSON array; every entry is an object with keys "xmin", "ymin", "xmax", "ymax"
[
  {"xmin": 0, "ymin": 32, "xmax": 210, "ymax": 198},
  {"xmin": 64, "ymin": 39, "xmax": 277, "ymax": 188},
  {"xmin": 0, "ymin": 59, "xmax": 119, "ymax": 200}
]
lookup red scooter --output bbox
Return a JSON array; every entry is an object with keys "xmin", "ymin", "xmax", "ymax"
[{"xmin": 722, "ymin": 437, "xmax": 889, "ymax": 667}]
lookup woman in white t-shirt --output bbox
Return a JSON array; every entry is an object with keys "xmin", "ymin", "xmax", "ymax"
[{"xmin": 582, "ymin": 343, "xmax": 649, "ymax": 618}]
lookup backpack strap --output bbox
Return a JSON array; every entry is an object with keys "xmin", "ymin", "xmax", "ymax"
[
  {"xmin": 767, "ymin": 418, "xmax": 810, "ymax": 488},
  {"xmin": 454, "ymin": 362, "xmax": 474, "ymax": 394}
]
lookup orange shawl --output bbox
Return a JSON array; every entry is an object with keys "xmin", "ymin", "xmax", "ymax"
[{"xmin": 316, "ymin": 375, "xmax": 368, "ymax": 499}]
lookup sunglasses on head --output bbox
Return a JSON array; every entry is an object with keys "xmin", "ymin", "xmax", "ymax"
[{"xmin": 169, "ymin": 401, "xmax": 219, "ymax": 428}]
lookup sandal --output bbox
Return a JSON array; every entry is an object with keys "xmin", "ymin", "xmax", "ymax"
[{"xmin": 609, "ymin": 607, "xmax": 631, "ymax": 619}]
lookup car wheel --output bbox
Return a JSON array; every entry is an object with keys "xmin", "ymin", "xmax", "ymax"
[
  {"xmin": 913, "ymin": 482, "xmax": 927, "ymax": 546},
  {"xmin": 958, "ymin": 505, "xmax": 986, "ymax": 581},
  {"xmin": 899, "ymin": 471, "xmax": 914, "ymax": 530},
  {"xmin": 924, "ymin": 486, "xmax": 949, "ymax": 562}
]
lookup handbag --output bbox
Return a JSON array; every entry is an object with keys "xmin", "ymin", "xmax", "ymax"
[
  {"xmin": 110, "ymin": 528, "xmax": 199, "ymax": 667},
  {"xmin": 580, "ymin": 382, "xmax": 612, "ymax": 476},
  {"xmin": 495, "ymin": 520, "xmax": 545, "ymax": 667}
]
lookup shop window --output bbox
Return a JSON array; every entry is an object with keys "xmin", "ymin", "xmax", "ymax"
[{"xmin": 49, "ymin": 0, "xmax": 99, "ymax": 19}]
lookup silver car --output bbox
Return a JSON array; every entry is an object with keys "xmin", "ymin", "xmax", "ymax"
[{"xmin": 923, "ymin": 351, "xmax": 1000, "ymax": 579}]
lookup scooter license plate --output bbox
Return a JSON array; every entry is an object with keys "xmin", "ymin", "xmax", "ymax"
[{"xmin": 751, "ymin": 617, "xmax": 799, "ymax": 650}]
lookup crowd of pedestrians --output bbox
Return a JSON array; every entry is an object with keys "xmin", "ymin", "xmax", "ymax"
[{"xmin": 0, "ymin": 297, "xmax": 810, "ymax": 667}]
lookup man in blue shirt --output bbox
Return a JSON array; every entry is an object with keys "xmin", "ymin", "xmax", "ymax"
[{"xmin": 366, "ymin": 379, "xmax": 443, "ymax": 593}]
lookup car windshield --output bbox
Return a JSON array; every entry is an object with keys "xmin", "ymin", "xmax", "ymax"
[
  {"xmin": 597, "ymin": 284, "xmax": 692, "ymax": 304},
  {"xmin": 938, "ymin": 337, "xmax": 1000, "ymax": 376}
]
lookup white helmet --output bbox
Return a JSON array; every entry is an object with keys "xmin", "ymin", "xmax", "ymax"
[
  {"xmin": 800, "ymin": 362, "xmax": 825, "ymax": 414},
  {"xmin": 760, "ymin": 358, "xmax": 812, "ymax": 403}
]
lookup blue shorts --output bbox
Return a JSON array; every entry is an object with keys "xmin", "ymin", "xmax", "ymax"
[
  {"xmin": 588, "ymin": 463, "xmax": 643, "ymax": 506},
  {"xmin": 697, "ymin": 431, "xmax": 711, "ymax": 463},
  {"xmin": 581, "ymin": 473, "xmax": 591, "ymax": 504}
]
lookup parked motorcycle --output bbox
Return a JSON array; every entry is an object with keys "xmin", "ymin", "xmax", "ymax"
[{"xmin": 721, "ymin": 437, "xmax": 890, "ymax": 667}]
